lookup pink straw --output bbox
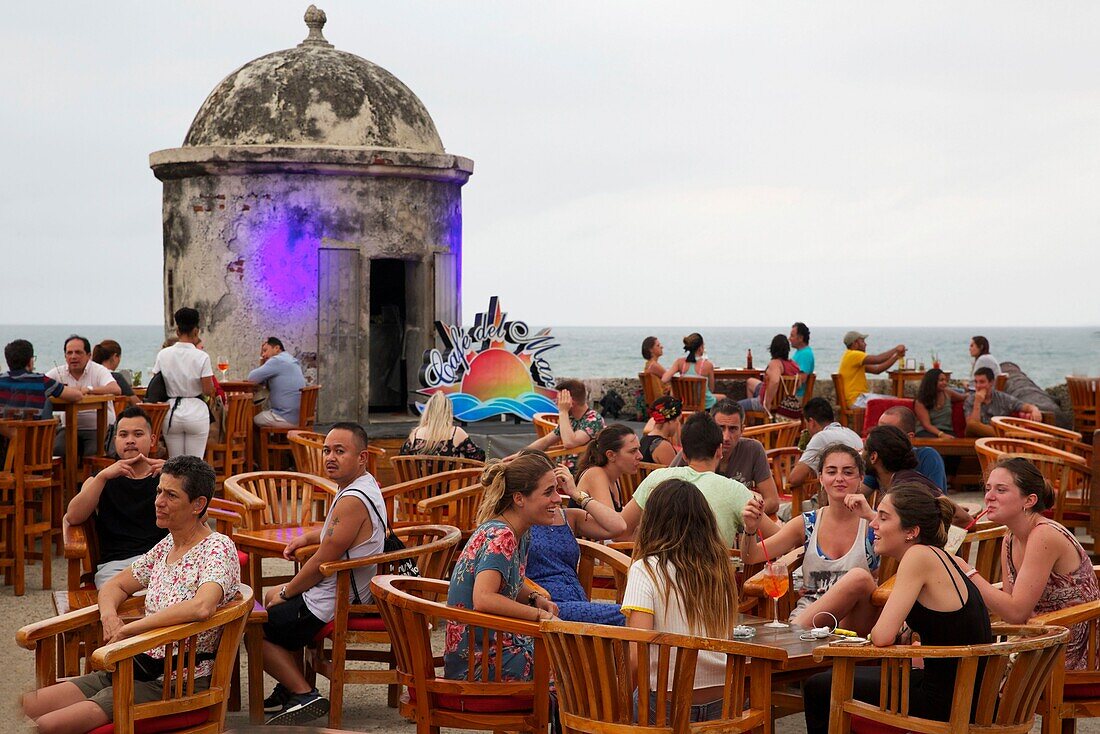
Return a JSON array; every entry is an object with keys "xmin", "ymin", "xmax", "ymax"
[
  {"xmin": 757, "ymin": 531, "xmax": 772, "ymax": 565},
  {"xmin": 964, "ymin": 508, "xmax": 988, "ymax": 532}
]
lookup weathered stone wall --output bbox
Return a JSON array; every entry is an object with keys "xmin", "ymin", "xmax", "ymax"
[{"xmin": 160, "ymin": 171, "xmax": 463, "ymax": 421}]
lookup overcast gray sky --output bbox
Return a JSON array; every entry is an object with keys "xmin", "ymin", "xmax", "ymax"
[{"xmin": 2, "ymin": 2, "xmax": 1098, "ymax": 327}]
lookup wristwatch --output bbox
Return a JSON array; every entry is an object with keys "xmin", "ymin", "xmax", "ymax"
[
  {"xmin": 527, "ymin": 591, "xmax": 541, "ymax": 607},
  {"xmin": 575, "ymin": 490, "xmax": 592, "ymax": 509},
  {"xmin": 278, "ymin": 585, "xmax": 288, "ymax": 601}
]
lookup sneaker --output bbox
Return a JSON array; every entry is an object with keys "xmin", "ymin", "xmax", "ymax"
[
  {"xmin": 265, "ymin": 689, "xmax": 330, "ymax": 726},
  {"xmin": 263, "ymin": 683, "xmax": 291, "ymax": 713}
]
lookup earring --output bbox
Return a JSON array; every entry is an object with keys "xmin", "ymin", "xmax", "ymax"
[{"xmin": 906, "ymin": 535, "xmax": 915, "ymax": 543}]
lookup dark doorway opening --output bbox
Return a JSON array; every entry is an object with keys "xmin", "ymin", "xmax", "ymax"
[{"xmin": 369, "ymin": 259, "xmax": 407, "ymax": 412}]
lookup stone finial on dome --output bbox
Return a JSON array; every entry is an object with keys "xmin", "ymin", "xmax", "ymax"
[{"xmin": 300, "ymin": 5, "xmax": 333, "ymax": 48}]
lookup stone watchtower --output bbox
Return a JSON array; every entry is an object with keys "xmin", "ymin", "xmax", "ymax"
[{"xmin": 150, "ymin": 6, "xmax": 473, "ymax": 422}]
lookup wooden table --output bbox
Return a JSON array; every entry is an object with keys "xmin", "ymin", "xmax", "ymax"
[
  {"xmin": 232, "ymin": 524, "xmax": 320, "ymax": 595},
  {"xmin": 887, "ymin": 370, "xmax": 950, "ymax": 398},
  {"xmin": 714, "ymin": 368, "xmax": 765, "ymax": 381},
  {"xmin": 51, "ymin": 395, "xmax": 113, "ymax": 494}
]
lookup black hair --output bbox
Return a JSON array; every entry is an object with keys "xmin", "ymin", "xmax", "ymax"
[
  {"xmin": 330, "ymin": 421, "xmax": 370, "ymax": 451},
  {"xmin": 889, "ymin": 483, "xmax": 955, "ymax": 548},
  {"xmin": 971, "ymin": 336, "xmax": 990, "ymax": 356},
  {"xmin": 641, "ymin": 336, "xmax": 658, "ymax": 360},
  {"xmin": 865, "ymin": 424, "xmax": 918, "ymax": 472},
  {"xmin": 683, "ymin": 333, "xmax": 703, "ymax": 363},
  {"xmin": 161, "ymin": 455, "xmax": 216, "ymax": 517},
  {"xmin": 64, "ymin": 334, "xmax": 91, "ymax": 354},
  {"xmin": 680, "ymin": 412, "xmax": 723, "ymax": 461},
  {"xmin": 117, "ymin": 405, "xmax": 153, "ymax": 432},
  {"xmin": 768, "ymin": 334, "xmax": 790, "ymax": 360},
  {"xmin": 992, "ymin": 457, "xmax": 1055, "ymax": 513},
  {"xmin": 974, "ymin": 367, "xmax": 995, "ymax": 382},
  {"xmin": 803, "ymin": 397, "xmax": 834, "ymax": 425},
  {"xmin": 792, "ymin": 322, "xmax": 810, "ymax": 343},
  {"xmin": 266, "ymin": 336, "xmax": 285, "ymax": 351},
  {"xmin": 92, "ymin": 339, "xmax": 122, "ymax": 365},
  {"xmin": 173, "ymin": 307, "xmax": 201, "ymax": 334},
  {"xmin": 710, "ymin": 398, "xmax": 745, "ymax": 422},
  {"xmin": 916, "ymin": 367, "xmax": 944, "ymax": 410},
  {"xmin": 4, "ymin": 339, "xmax": 33, "ymax": 371}
]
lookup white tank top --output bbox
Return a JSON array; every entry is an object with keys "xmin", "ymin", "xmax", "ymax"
[
  {"xmin": 302, "ymin": 473, "xmax": 386, "ymax": 623},
  {"xmin": 799, "ymin": 509, "xmax": 873, "ymax": 603}
]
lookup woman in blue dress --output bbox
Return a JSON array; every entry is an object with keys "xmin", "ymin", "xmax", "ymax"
[{"xmin": 527, "ymin": 457, "xmax": 627, "ymax": 625}]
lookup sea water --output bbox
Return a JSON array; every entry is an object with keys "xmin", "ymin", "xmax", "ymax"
[{"xmin": 1, "ymin": 324, "xmax": 1096, "ymax": 390}]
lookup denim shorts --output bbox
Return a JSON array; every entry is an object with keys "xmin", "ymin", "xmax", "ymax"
[{"xmin": 633, "ymin": 689, "xmax": 726, "ymax": 723}]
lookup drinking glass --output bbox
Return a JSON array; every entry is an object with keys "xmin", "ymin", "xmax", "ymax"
[
  {"xmin": 761, "ymin": 561, "xmax": 789, "ymax": 628},
  {"xmin": 216, "ymin": 355, "xmax": 230, "ymax": 380}
]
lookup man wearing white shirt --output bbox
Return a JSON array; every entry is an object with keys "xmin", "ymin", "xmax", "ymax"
[{"xmin": 46, "ymin": 335, "xmax": 120, "ymax": 456}]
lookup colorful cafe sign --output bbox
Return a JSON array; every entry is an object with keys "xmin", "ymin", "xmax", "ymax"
[{"xmin": 417, "ymin": 297, "xmax": 559, "ymax": 422}]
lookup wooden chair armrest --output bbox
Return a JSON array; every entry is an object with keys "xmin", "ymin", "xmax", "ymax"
[
  {"xmin": 814, "ymin": 625, "xmax": 1069, "ymax": 661},
  {"xmin": 17, "ymin": 594, "xmax": 147, "ymax": 649},
  {"xmin": 871, "ymin": 575, "xmax": 896, "ymax": 607},
  {"xmin": 576, "ymin": 539, "xmax": 631, "ymax": 573},
  {"xmin": 539, "ymin": 619, "xmax": 788, "ymax": 661},
  {"xmin": 63, "ymin": 522, "xmax": 88, "ymax": 559},
  {"xmin": 415, "ymin": 483, "xmax": 483, "ymax": 513},
  {"xmin": 317, "ymin": 539, "xmax": 446, "ymax": 576},
  {"xmin": 292, "ymin": 544, "xmax": 320, "ymax": 563},
  {"xmin": 223, "ymin": 484, "xmax": 266, "ymax": 511},
  {"xmin": 1030, "ymin": 599, "xmax": 1100, "ymax": 626}
]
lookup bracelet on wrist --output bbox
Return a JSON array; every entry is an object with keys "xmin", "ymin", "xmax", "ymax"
[{"xmin": 964, "ymin": 568, "xmax": 979, "ymax": 579}]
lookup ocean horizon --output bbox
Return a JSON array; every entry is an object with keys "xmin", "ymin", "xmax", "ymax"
[{"xmin": 1, "ymin": 324, "xmax": 1097, "ymax": 391}]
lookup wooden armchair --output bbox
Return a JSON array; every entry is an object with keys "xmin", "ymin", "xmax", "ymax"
[
  {"xmin": 16, "ymin": 586, "xmax": 254, "ymax": 734},
  {"xmin": 831, "ymin": 373, "xmax": 865, "ymax": 436},
  {"xmin": 956, "ymin": 522, "xmax": 1007, "ymax": 585},
  {"xmin": 619, "ymin": 461, "xmax": 664, "ymax": 504},
  {"xmin": 638, "ymin": 371, "xmax": 667, "ymax": 407},
  {"xmin": 670, "ymin": 375, "xmax": 707, "ymax": 413},
  {"xmin": 741, "ymin": 548, "xmax": 806, "ymax": 623},
  {"xmin": 384, "ymin": 467, "xmax": 483, "ymax": 527},
  {"xmin": 991, "ymin": 416, "xmax": 1092, "ymax": 461},
  {"xmin": 258, "ymin": 384, "xmax": 320, "ymax": 470},
  {"xmin": 415, "ymin": 482, "xmax": 487, "ymax": 543},
  {"xmin": 223, "ymin": 470, "xmax": 337, "ymax": 530},
  {"xmin": 1066, "ymin": 376, "xmax": 1100, "ymax": 433},
  {"xmin": 814, "ymin": 624, "xmax": 1068, "ymax": 734},
  {"xmin": 767, "ymin": 447, "xmax": 820, "ymax": 518},
  {"xmin": 744, "ymin": 420, "xmax": 802, "ymax": 450},
  {"xmin": 390, "ymin": 454, "xmax": 485, "ymax": 484},
  {"xmin": 541, "ymin": 617, "xmax": 785, "ymax": 732},
  {"xmin": 204, "ymin": 393, "xmax": 251, "ymax": 492},
  {"xmin": 297, "ymin": 524, "xmax": 462, "ymax": 728},
  {"xmin": 532, "ymin": 412, "xmax": 559, "ymax": 439},
  {"xmin": 371, "ymin": 575, "xmax": 552, "ymax": 734},
  {"xmin": 134, "ymin": 402, "xmax": 170, "ymax": 442},
  {"xmin": 573, "ymin": 538, "xmax": 631, "ymax": 603},
  {"xmin": 1032, "ymin": 594, "xmax": 1100, "ymax": 734},
  {"xmin": 543, "ymin": 445, "xmax": 585, "ymax": 468},
  {"xmin": 0, "ymin": 418, "xmax": 59, "ymax": 595},
  {"xmin": 801, "ymin": 372, "xmax": 817, "ymax": 407},
  {"xmin": 744, "ymin": 374, "xmax": 802, "ymax": 426}
]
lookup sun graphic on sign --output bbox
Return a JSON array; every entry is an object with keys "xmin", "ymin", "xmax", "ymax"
[{"xmin": 421, "ymin": 343, "xmax": 556, "ymax": 401}]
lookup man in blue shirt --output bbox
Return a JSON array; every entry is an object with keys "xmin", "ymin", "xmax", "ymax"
[
  {"xmin": 865, "ymin": 405, "xmax": 947, "ymax": 492},
  {"xmin": 789, "ymin": 322, "xmax": 815, "ymax": 398},
  {"xmin": 0, "ymin": 339, "xmax": 82, "ymax": 420},
  {"xmin": 248, "ymin": 337, "xmax": 307, "ymax": 428}
]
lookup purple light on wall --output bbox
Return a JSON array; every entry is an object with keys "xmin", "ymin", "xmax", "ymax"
[{"xmin": 252, "ymin": 209, "xmax": 320, "ymax": 312}]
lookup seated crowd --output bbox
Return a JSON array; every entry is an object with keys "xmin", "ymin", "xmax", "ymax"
[{"xmin": 8, "ymin": 321, "xmax": 1090, "ymax": 733}]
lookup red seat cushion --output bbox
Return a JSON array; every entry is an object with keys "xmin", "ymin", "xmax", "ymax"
[
  {"xmin": 863, "ymin": 398, "xmax": 915, "ymax": 438},
  {"xmin": 87, "ymin": 709, "xmax": 208, "ymax": 734},
  {"xmin": 850, "ymin": 715, "xmax": 908, "ymax": 734},
  {"xmin": 951, "ymin": 400, "xmax": 965, "ymax": 438},
  {"xmin": 407, "ymin": 686, "xmax": 533, "ymax": 713},
  {"xmin": 313, "ymin": 614, "xmax": 387, "ymax": 641},
  {"xmin": 237, "ymin": 550, "xmax": 248, "ymax": 567},
  {"xmin": 1064, "ymin": 682, "xmax": 1100, "ymax": 700},
  {"xmin": 591, "ymin": 576, "xmax": 615, "ymax": 589}
]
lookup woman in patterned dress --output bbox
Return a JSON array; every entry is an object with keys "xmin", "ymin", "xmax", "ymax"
[
  {"xmin": 21, "ymin": 455, "xmax": 241, "ymax": 733},
  {"xmin": 958, "ymin": 456, "xmax": 1100, "ymax": 669},
  {"xmin": 443, "ymin": 453, "xmax": 563, "ymax": 681},
  {"xmin": 401, "ymin": 390, "xmax": 486, "ymax": 461}
]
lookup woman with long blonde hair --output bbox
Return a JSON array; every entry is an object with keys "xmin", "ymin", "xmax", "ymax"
[
  {"xmin": 443, "ymin": 452, "xmax": 562, "ymax": 681},
  {"xmin": 621, "ymin": 478, "xmax": 738, "ymax": 722},
  {"xmin": 401, "ymin": 391, "xmax": 485, "ymax": 460}
]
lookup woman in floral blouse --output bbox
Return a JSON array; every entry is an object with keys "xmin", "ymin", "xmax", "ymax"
[
  {"xmin": 22, "ymin": 455, "xmax": 241, "ymax": 733},
  {"xmin": 444, "ymin": 452, "xmax": 562, "ymax": 681},
  {"xmin": 401, "ymin": 391, "xmax": 486, "ymax": 461}
]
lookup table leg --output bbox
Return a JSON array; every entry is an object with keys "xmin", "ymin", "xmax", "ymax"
[
  {"xmin": 15, "ymin": 467, "xmax": 25, "ymax": 596},
  {"xmin": 95, "ymin": 404, "xmax": 107, "ymax": 458}
]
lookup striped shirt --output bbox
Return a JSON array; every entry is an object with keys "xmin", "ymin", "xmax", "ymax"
[{"xmin": 0, "ymin": 370, "xmax": 64, "ymax": 419}]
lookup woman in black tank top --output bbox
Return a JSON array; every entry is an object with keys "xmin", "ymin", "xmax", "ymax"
[{"xmin": 805, "ymin": 484, "xmax": 992, "ymax": 733}]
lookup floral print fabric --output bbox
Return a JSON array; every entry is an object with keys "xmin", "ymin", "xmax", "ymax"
[
  {"xmin": 130, "ymin": 531, "xmax": 241, "ymax": 679},
  {"xmin": 443, "ymin": 520, "xmax": 534, "ymax": 681}
]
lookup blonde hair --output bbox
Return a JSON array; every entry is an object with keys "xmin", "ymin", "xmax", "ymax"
[
  {"xmin": 633, "ymin": 479, "xmax": 737, "ymax": 637},
  {"xmin": 475, "ymin": 452, "xmax": 555, "ymax": 525},
  {"xmin": 415, "ymin": 392, "xmax": 456, "ymax": 454}
]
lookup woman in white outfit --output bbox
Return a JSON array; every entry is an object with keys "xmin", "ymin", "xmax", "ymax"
[{"xmin": 153, "ymin": 307, "xmax": 215, "ymax": 458}]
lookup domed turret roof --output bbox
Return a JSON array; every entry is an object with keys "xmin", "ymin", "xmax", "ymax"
[{"xmin": 183, "ymin": 6, "xmax": 444, "ymax": 153}]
